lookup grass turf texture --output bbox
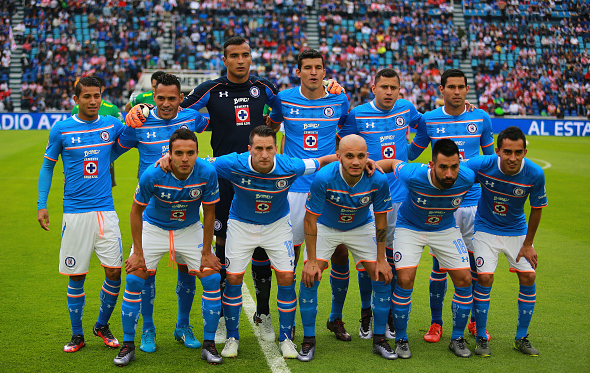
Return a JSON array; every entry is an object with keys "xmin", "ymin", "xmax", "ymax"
[{"xmin": 0, "ymin": 131, "xmax": 588, "ymax": 372}]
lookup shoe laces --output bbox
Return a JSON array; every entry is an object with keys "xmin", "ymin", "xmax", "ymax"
[
  {"xmin": 300, "ymin": 340, "xmax": 315, "ymax": 354},
  {"xmin": 454, "ymin": 337, "xmax": 468, "ymax": 349},
  {"xmin": 117, "ymin": 344, "xmax": 134, "ymax": 357},
  {"xmin": 203, "ymin": 343, "xmax": 220, "ymax": 356},
  {"xmin": 477, "ymin": 337, "xmax": 489, "ymax": 348},
  {"xmin": 281, "ymin": 335, "xmax": 298, "ymax": 350},
  {"xmin": 179, "ymin": 325, "xmax": 196, "ymax": 339},
  {"xmin": 519, "ymin": 335, "xmax": 533, "ymax": 348},
  {"xmin": 376, "ymin": 338, "xmax": 393, "ymax": 352},
  {"xmin": 68, "ymin": 334, "xmax": 84, "ymax": 346},
  {"xmin": 397, "ymin": 340, "xmax": 409, "ymax": 351},
  {"xmin": 97, "ymin": 324, "xmax": 115, "ymax": 339},
  {"xmin": 260, "ymin": 315, "xmax": 273, "ymax": 334},
  {"xmin": 359, "ymin": 314, "xmax": 372, "ymax": 330},
  {"xmin": 427, "ymin": 323, "xmax": 442, "ymax": 335},
  {"xmin": 143, "ymin": 330, "xmax": 156, "ymax": 343},
  {"xmin": 332, "ymin": 318, "xmax": 347, "ymax": 333}
]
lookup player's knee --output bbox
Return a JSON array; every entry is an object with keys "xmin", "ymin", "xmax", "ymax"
[
  {"xmin": 177, "ymin": 264, "xmax": 189, "ymax": 273},
  {"xmin": 477, "ymin": 274, "xmax": 494, "ymax": 287},
  {"xmin": 275, "ymin": 271, "xmax": 294, "ymax": 286},
  {"xmin": 104, "ymin": 267, "xmax": 121, "ymax": 281},
  {"xmin": 215, "ymin": 236, "xmax": 226, "ymax": 246},
  {"xmin": 226, "ymin": 273, "xmax": 244, "ymax": 285},
  {"xmin": 200, "ymin": 272, "xmax": 222, "ymax": 290},
  {"xmin": 517, "ymin": 271, "xmax": 535, "ymax": 286},
  {"xmin": 396, "ymin": 272, "xmax": 415, "ymax": 289},
  {"xmin": 331, "ymin": 244, "xmax": 349, "ymax": 265}
]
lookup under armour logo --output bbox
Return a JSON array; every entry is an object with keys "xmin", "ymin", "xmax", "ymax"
[
  {"xmin": 436, "ymin": 128, "xmax": 446, "ymax": 134},
  {"xmin": 365, "ymin": 122, "xmax": 375, "ymax": 129},
  {"xmin": 485, "ymin": 180, "xmax": 495, "ymax": 187},
  {"xmin": 330, "ymin": 195, "xmax": 340, "ymax": 202},
  {"xmin": 416, "ymin": 198, "xmax": 427, "ymax": 204},
  {"xmin": 219, "ymin": 91, "xmax": 228, "ymax": 97},
  {"xmin": 161, "ymin": 192, "xmax": 171, "ymax": 198},
  {"xmin": 147, "ymin": 132, "xmax": 156, "ymax": 138},
  {"xmin": 301, "ymin": 298, "xmax": 314, "ymax": 304},
  {"xmin": 71, "ymin": 137, "xmax": 81, "ymax": 144},
  {"xmin": 241, "ymin": 178, "xmax": 251, "ymax": 185},
  {"xmin": 290, "ymin": 108, "xmax": 299, "ymax": 115}
]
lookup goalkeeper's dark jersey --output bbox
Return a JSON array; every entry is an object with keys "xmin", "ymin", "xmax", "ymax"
[{"xmin": 181, "ymin": 75, "xmax": 280, "ymax": 157}]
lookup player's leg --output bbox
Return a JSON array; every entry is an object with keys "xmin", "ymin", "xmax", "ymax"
[
  {"xmin": 425, "ymin": 256, "xmax": 446, "ymax": 342},
  {"xmin": 327, "ymin": 244, "xmax": 351, "ymax": 342},
  {"xmin": 174, "ymin": 262, "xmax": 200, "ymax": 348},
  {"xmin": 115, "ymin": 269, "xmax": 148, "ymax": 366},
  {"xmin": 384, "ymin": 205, "xmax": 400, "ymax": 340},
  {"xmin": 251, "ymin": 246, "xmax": 274, "ymax": 342},
  {"xmin": 214, "ymin": 178, "xmax": 232, "ymax": 343},
  {"xmin": 139, "ymin": 272, "xmax": 156, "ymax": 352}
]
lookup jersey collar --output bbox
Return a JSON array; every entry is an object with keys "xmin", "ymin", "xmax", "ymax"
[
  {"xmin": 298, "ymin": 86, "xmax": 329, "ymax": 100},
  {"xmin": 369, "ymin": 99, "xmax": 395, "ymax": 113},
  {"xmin": 338, "ymin": 163, "xmax": 363, "ymax": 187},
  {"xmin": 442, "ymin": 106, "xmax": 466, "ymax": 116},
  {"xmin": 171, "ymin": 165, "xmax": 194, "ymax": 181},
  {"xmin": 151, "ymin": 108, "xmax": 179, "ymax": 121},
  {"xmin": 72, "ymin": 114, "xmax": 101, "ymax": 124},
  {"xmin": 426, "ymin": 166, "xmax": 440, "ymax": 189}
]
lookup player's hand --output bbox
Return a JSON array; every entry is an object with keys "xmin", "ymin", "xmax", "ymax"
[
  {"xmin": 324, "ymin": 79, "xmax": 345, "ymax": 95},
  {"xmin": 375, "ymin": 259, "xmax": 393, "ymax": 285},
  {"xmin": 302, "ymin": 259, "xmax": 322, "ymax": 287},
  {"xmin": 365, "ymin": 158, "xmax": 383, "ymax": 177},
  {"xmin": 464, "ymin": 100, "xmax": 477, "ymax": 112},
  {"xmin": 200, "ymin": 252, "xmax": 222, "ymax": 272},
  {"xmin": 516, "ymin": 243, "xmax": 538, "ymax": 270},
  {"xmin": 38, "ymin": 208, "xmax": 49, "ymax": 231},
  {"xmin": 125, "ymin": 103, "xmax": 154, "ymax": 128},
  {"xmin": 155, "ymin": 153, "xmax": 171, "ymax": 172},
  {"xmin": 125, "ymin": 253, "xmax": 147, "ymax": 274}
]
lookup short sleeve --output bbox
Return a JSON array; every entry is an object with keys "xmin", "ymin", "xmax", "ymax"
[
  {"xmin": 480, "ymin": 113, "xmax": 494, "ymax": 153},
  {"xmin": 43, "ymin": 123, "xmax": 62, "ymax": 162},
  {"xmin": 305, "ymin": 174, "xmax": 327, "ymax": 215},
  {"xmin": 202, "ymin": 165, "xmax": 220, "ymax": 204},
  {"xmin": 134, "ymin": 169, "xmax": 155, "ymax": 206},
  {"xmin": 372, "ymin": 175, "xmax": 393, "ymax": 213},
  {"xmin": 211, "ymin": 153, "xmax": 237, "ymax": 180},
  {"xmin": 338, "ymin": 108, "xmax": 358, "ymax": 138},
  {"xmin": 530, "ymin": 169, "xmax": 548, "ymax": 208}
]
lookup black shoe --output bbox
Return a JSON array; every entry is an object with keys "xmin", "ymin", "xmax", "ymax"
[
  {"xmin": 64, "ymin": 334, "xmax": 85, "ymax": 353},
  {"xmin": 359, "ymin": 307, "xmax": 373, "ymax": 339},
  {"xmin": 93, "ymin": 323, "xmax": 119, "ymax": 348},
  {"xmin": 326, "ymin": 318, "xmax": 351, "ymax": 341}
]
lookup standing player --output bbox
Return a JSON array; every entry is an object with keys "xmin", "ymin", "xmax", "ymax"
[
  {"xmin": 298, "ymin": 135, "xmax": 397, "ymax": 362},
  {"xmin": 338, "ymin": 68, "xmax": 422, "ymax": 340},
  {"xmin": 113, "ymin": 128, "xmax": 223, "ymax": 366},
  {"xmin": 408, "ymin": 69, "xmax": 494, "ymax": 343},
  {"xmin": 268, "ymin": 49, "xmax": 352, "ymax": 342},
  {"xmin": 124, "ymin": 71, "xmax": 165, "ymax": 112},
  {"xmin": 464, "ymin": 127, "xmax": 547, "ymax": 357},
  {"xmin": 37, "ymin": 76, "xmax": 125, "ymax": 352},
  {"xmin": 211, "ymin": 126, "xmax": 338, "ymax": 358},
  {"xmin": 386, "ymin": 139, "xmax": 476, "ymax": 358},
  {"xmin": 114, "ymin": 73, "xmax": 210, "ymax": 353}
]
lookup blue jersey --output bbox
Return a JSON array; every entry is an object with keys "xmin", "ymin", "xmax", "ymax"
[
  {"xmin": 270, "ymin": 87, "xmax": 349, "ymax": 192},
  {"xmin": 394, "ymin": 162, "xmax": 476, "ymax": 232},
  {"xmin": 465, "ymin": 155, "xmax": 548, "ymax": 236},
  {"xmin": 117, "ymin": 108, "xmax": 209, "ymax": 177},
  {"xmin": 42, "ymin": 115, "xmax": 124, "ymax": 213},
  {"xmin": 212, "ymin": 152, "xmax": 319, "ymax": 225},
  {"xmin": 339, "ymin": 99, "xmax": 421, "ymax": 203},
  {"xmin": 305, "ymin": 162, "xmax": 393, "ymax": 231},
  {"xmin": 409, "ymin": 107, "xmax": 494, "ymax": 206},
  {"xmin": 133, "ymin": 158, "xmax": 220, "ymax": 230}
]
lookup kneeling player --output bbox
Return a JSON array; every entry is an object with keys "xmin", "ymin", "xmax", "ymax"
[{"xmin": 114, "ymin": 129, "xmax": 223, "ymax": 366}]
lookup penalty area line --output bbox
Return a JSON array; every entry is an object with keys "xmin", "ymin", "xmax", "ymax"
[
  {"xmin": 528, "ymin": 157, "xmax": 552, "ymax": 169},
  {"xmin": 242, "ymin": 282, "xmax": 292, "ymax": 373}
]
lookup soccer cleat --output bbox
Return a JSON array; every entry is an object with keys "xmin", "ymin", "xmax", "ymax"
[
  {"xmin": 385, "ymin": 313, "xmax": 396, "ymax": 340},
  {"xmin": 468, "ymin": 321, "xmax": 491, "ymax": 341},
  {"xmin": 113, "ymin": 344, "xmax": 135, "ymax": 366},
  {"xmin": 221, "ymin": 337, "xmax": 239, "ymax": 358},
  {"xmin": 215, "ymin": 317, "xmax": 226, "ymax": 344},
  {"xmin": 93, "ymin": 324, "xmax": 119, "ymax": 348},
  {"xmin": 140, "ymin": 329, "xmax": 156, "ymax": 353},
  {"xmin": 449, "ymin": 337, "xmax": 472, "ymax": 358},
  {"xmin": 279, "ymin": 337, "xmax": 299, "ymax": 359},
  {"xmin": 514, "ymin": 335, "xmax": 539, "ymax": 356},
  {"xmin": 64, "ymin": 334, "xmax": 85, "ymax": 353},
  {"xmin": 174, "ymin": 325, "xmax": 201, "ymax": 348},
  {"xmin": 395, "ymin": 339, "xmax": 412, "ymax": 359},
  {"xmin": 358, "ymin": 308, "xmax": 373, "ymax": 339},
  {"xmin": 297, "ymin": 340, "xmax": 316, "ymax": 362},
  {"xmin": 372, "ymin": 338, "xmax": 398, "ymax": 360},
  {"xmin": 253, "ymin": 313, "xmax": 276, "ymax": 342},
  {"xmin": 424, "ymin": 323, "xmax": 443, "ymax": 343},
  {"xmin": 326, "ymin": 318, "xmax": 352, "ymax": 341},
  {"xmin": 201, "ymin": 343, "xmax": 223, "ymax": 364},
  {"xmin": 475, "ymin": 337, "xmax": 491, "ymax": 357}
]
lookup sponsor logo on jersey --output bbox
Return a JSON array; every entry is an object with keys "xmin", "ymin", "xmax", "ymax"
[
  {"xmin": 234, "ymin": 97, "xmax": 249, "ymax": 104},
  {"xmin": 180, "ymin": 124, "xmax": 189, "ymax": 130},
  {"xmin": 365, "ymin": 122, "xmax": 375, "ymax": 129},
  {"xmin": 360, "ymin": 195, "xmax": 371, "ymax": 205},
  {"xmin": 256, "ymin": 193, "xmax": 272, "ymax": 199},
  {"xmin": 476, "ymin": 256, "xmax": 485, "ymax": 267},
  {"xmin": 513, "ymin": 187, "xmax": 525, "ymax": 196},
  {"xmin": 255, "ymin": 201, "xmax": 271, "ymax": 212},
  {"xmin": 381, "ymin": 144, "xmax": 395, "ymax": 159},
  {"xmin": 451, "ymin": 197, "xmax": 463, "ymax": 207},
  {"xmin": 84, "ymin": 150, "xmax": 100, "ymax": 157},
  {"xmin": 395, "ymin": 116, "xmax": 405, "ymax": 127},
  {"xmin": 65, "ymin": 256, "xmax": 76, "ymax": 268},
  {"xmin": 160, "ymin": 192, "xmax": 171, "ymax": 199},
  {"xmin": 276, "ymin": 179, "xmax": 288, "ymax": 189},
  {"xmin": 235, "ymin": 105, "xmax": 250, "ymax": 125},
  {"xmin": 189, "ymin": 188, "xmax": 201, "ymax": 199},
  {"xmin": 290, "ymin": 108, "xmax": 299, "ymax": 115},
  {"xmin": 338, "ymin": 213, "xmax": 354, "ymax": 223},
  {"xmin": 71, "ymin": 136, "xmax": 81, "ymax": 144},
  {"xmin": 249, "ymin": 86, "xmax": 260, "ymax": 98},
  {"xmin": 436, "ymin": 127, "xmax": 445, "ymax": 134},
  {"xmin": 100, "ymin": 130, "xmax": 111, "ymax": 142},
  {"xmin": 466, "ymin": 123, "xmax": 478, "ymax": 134},
  {"xmin": 303, "ymin": 133, "xmax": 318, "ymax": 150},
  {"xmin": 214, "ymin": 219, "xmax": 222, "ymax": 231},
  {"xmin": 84, "ymin": 158, "xmax": 99, "ymax": 178},
  {"xmin": 323, "ymin": 106, "xmax": 335, "ymax": 118},
  {"xmin": 493, "ymin": 202, "xmax": 508, "ymax": 215},
  {"xmin": 303, "ymin": 123, "xmax": 319, "ymax": 130},
  {"xmin": 425, "ymin": 215, "xmax": 442, "ymax": 224},
  {"xmin": 459, "ymin": 150, "xmax": 465, "ymax": 160},
  {"xmin": 394, "ymin": 251, "xmax": 402, "ymax": 262},
  {"xmin": 219, "ymin": 91, "xmax": 229, "ymax": 97},
  {"xmin": 171, "ymin": 210, "xmax": 187, "ymax": 221}
]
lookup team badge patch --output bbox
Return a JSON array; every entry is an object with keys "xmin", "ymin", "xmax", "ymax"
[
  {"xmin": 338, "ymin": 213, "xmax": 354, "ymax": 223},
  {"xmin": 235, "ymin": 106, "xmax": 250, "ymax": 124},
  {"xmin": 513, "ymin": 187, "xmax": 525, "ymax": 196},
  {"xmin": 100, "ymin": 130, "xmax": 110, "ymax": 142},
  {"xmin": 180, "ymin": 124, "xmax": 189, "ymax": 130},
  {"xmin": 426, "ymin": 215, "xmax": 442, "ymax": 225},
  {"xmin": 493, "ymin": 202, "xmax": 508, "ymax": 215},
  {"xmin": 276, "ymin": 179, "xmax": 288, "ymax": 189},
  {"xmin": 189, "ymin": 188, "xmax": 202, "ymax": 199},
  {"xmin": 303, "ymin": 133, "xmax": 319, "ymax": 149},
  {"xmin": 84, "ymin": 159, "xmax": 99, "ymax": 178},
  {"xmin": 255, "ymin": 202, "xmax": 271, "ymax": 212},
  {"xmin": 394, "ymin": 251, "xmax": 402, "ymax": 263},
  {"xmin": 395, "ymin": 116, "xmax": 405, "ymax": 127},
  {"xmin": 451, "ymin": 197, "xmax": 463, "ymax": 207},
  {"xmin": 476, "ymin": 257, "xmax": 485, "ymax": 267},
  {"xmin": 214, "ymin": 219, "xmax": 222, "ymax": 231},
  {"xmin": 225, "ymin": 257, "xmax": 230, "ymax": 269},
  {"xmin": 65, "ymin": 257, "xmax": 76, "ymax": 268},
  {"xmin": 323, "ymin": 106, "xmax": 335, "ymax": 118},
  {"xmin": 381, "ymin": 144, "xmax": 395, "ymax": 159},
  {"xmin": 171, "ymin": 210, "xmax": 187, "ymax": 221},
  {"xmin": 360, "ymin": 196, "xmax": 371, "ymax": 206},
  {"xmin": 250, "ymin": 86, "xmax": 260, "ymax": 98},
  {"xmin": 466, "ymin": 123, "xmax": 478, "ymax": 134}
]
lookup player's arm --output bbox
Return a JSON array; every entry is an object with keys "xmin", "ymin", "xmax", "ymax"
[
  {"xmin": 516, "ymin": 207, "xmax": 542, "ymax": 270},
  {"xmin": 302, "ymin": 211, "xmax": 322, "ymax": 287},
  {"xmin": 374, "ymin": 212, "xmax": 393, "ymax": 284},
  {"xmin": 480, "ymin": 113, "xmax": 495, "ymax": 155},
  {"xmin": 337, "ymin": 108, "xmax": 358, "ymax": 139},
  {"xmin": 375, "ymin": 158, "xmax": 403, "ymax": 173},
  {"xmin": 37, "ymin": 157, "xmax": 57, "ymax": 230},
  {"xmin": 267, "ymin": 93, "xmax": 284, "ymax": 132},
  {"xmin": 191, "ymin": 110, "xmax": 210, "ymax": 133},
  {"xmin": 408, "ymin": 116, "xmax": 430, "ymax": 161},
  {"xmin": 200, "ymin": 203, "xmax": 221, "ymax": 271},
  {"xmin": 125, "ymin": 102, "xmax": 132, "ymax": 112},
  {"xmin": 316, "ymin": 154, "xmax": 338, "ymax": 168},
  {"xmin": 126, "ymin": 201, "xmax": 148, "ymax": 274}
]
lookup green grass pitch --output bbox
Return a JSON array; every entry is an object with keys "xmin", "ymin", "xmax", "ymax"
[{"xmin": 0, "ymin": 131, "xmax": 588, "ymax": 372}]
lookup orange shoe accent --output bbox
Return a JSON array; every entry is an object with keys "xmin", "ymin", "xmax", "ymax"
[
  {"xmin": 468, "ymin": 321, "xmax": 491, "ymax": 341},
  {"xmin": 424, "ymin": 323, "xmax": 443, "ymax": 343}
]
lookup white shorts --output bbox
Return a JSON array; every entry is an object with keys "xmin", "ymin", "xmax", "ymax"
[
  {"xmin": 428, "ymin": 205, "xmax": 477, "ymax": 257},
  {"xmin": 225, "ymin": 215, "xmax": 295, "ymax": 274},
  {"xmin": 59, "ymin": 211, "xmax": 123, "ymax": 275},
  {"xmin": 131, "ymin": 221, "xmax": 212, "ymax": 275},
  {"xmin": 394, "ymin": 227, "xmax": 470, "ymax": 271},
  {"xmin": 472, "ymin": 231, "xmax": 535, "ymax": 274},
  {"xmin": 288, "ymin": 191, "xmax": 307, "ymax": 246},
  {"xmin": 304, "ymin": 222, "xmax": 380, "ymax": 270},
  {"xmin": 371, "ymin": 202, "xmax": 402, "ymax": 250}
]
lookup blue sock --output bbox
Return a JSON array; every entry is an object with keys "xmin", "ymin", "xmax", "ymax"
[
  {"xmin": 176, "ymin": 271, "xmax": 196, "ymax": 328},
  {"xmin": 469, "ymin": 253, "xmax": 478, "ymax": 322},
  {"xmin": 277, "ymin": 283, "xmax": 297, "ymax": 342},
  {"xmin": 392, "ymin": 284, "xmax": 412, "ymax": 341},
  {"xmin": 386, "ymin": 248, "xmax": 397, "ymax": 316},
  {"xmin": 122, "ymin": 274, "xmax": 145, "ymax": 342},
  {"xmin": 429, "ymin": 256, "xmax": 447, "ymax": 326},
  {"xmin": 67, "ymin": 277, "xmax": 86, "ymax": 336},
  {"xmin": 142, "ymin": 273, "xmax": 156, "ymax": 332},
  {"xmin": 516, "ymin": 284, "xmax": 536, "ymax": 340},
  {"xmin": 299, "ymin": 281, "xmax": 319, "ymax": 337},
  {"xmin": 358, "ymin": 271, "xmax": 372, "ymax": 309},
  {"xmin": 329, "ymin": 262, "xmax": 349, "ymax": 322},
  {"xmin": 371, "ymin": 280, "xmax": 390, "ymax": 335},
  {"xmin": 473, "ymin": 283, "xmax": 492, "ymax": 339},
  {"xmin": 200, "ymin": 273, "xmax": 222, "ymax": 341},
  {"xmin": 96, "ymin": 277, "xmax": 121, "ymax": 328},
  {"xmin": 222, "ymin": 283, "xmax": 242, "ymax": 340},
  {"xmin": 451, "ymin": 285, "xmax": 473, "ymax": 340}
]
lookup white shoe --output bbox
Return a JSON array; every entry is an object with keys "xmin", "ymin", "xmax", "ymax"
[
  {"xmin": 255, "ymin": 313, "xmax": 276, "ymax": 342},
  {"xmin": 215, "ymin": 318, "xmax": 226, "ymax": 344},
  {"xmin": 279, "ymin": 337, "xmax": 299, "ymax": 359},
  {"xmin": 221, "ymin": 337, "xmax": 239, "ymax": 358},
  {"xmin": 385, "ymin": 321, "xmax": 396, "ymax": 340}
]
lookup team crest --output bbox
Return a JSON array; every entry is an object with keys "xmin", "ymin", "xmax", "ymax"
[
  {"xmin": 135, "ymin": 185, "xmax": 140, "ymax": 194},
  {"xmin": 276, "ymin": 179, "xmax": 288, "ymax": 188},
  {"xmin": 451, "ymin": 197, "xmax": 463, "ymax": 207},
  {"xmin": 426, "ymin": 215, "xmax": 442, "ymax": 224},
  {"xmin": 171, "ymin": 210, "xmax": 187, "ymax": 221},
  {"xmin": 84, "ymin": 159, "xmax": 99, "ymax": 178},
  {"xmin": 256, "ymin": 202, "xmax": 271, "ymax": 212},
  {"xmin": 303, "ymin": 133, "xmax": 318, "ymax": 149},
  {"xmin": 214, "ymin": 219, "xmax": 222, "ymax": 231},
  {"xmin": 395, "ymin": 116, "xmax": 405, "ymax": 127},
  {"xmin": 493, "ymin": 202, "xmax": 508, "ymax": 215},
  {"xmin": 189, "ymin": 188, "xmax": 201, "ymax": 199},
  {"xmin": 65, "ymin": 257, "xmax": 76, "ymax": 268},
  {"xmin": 100, "ymin": 130, "xmax": 110, "ymax": 142},
  {"xmin": 360, "ymin": 196, "xmax": 371, "ymax": 205},
  {"xmin": 250, "ymin": 86, "xmax": 260, "ymax": 98},
  {"xmin": 466, "ymin": 123, "xmax": 478, "ymax": 134},
  {"xmin": 476, "ymin": 257, "xmax": 485, "ymax": 267},
  {"xmin": 338, "ymin": 213, "xmax": 354, "ymax": 223},
  {"xmin": 225, "ymin": 257, "xmax": 230, "ymax": 269},
  {"xmin": 235, "ymin": 106, "xmax": 250, "ymax": 124},
  {"xmin": 180, "ymin": 124, "xmax": 189, "ymax": 130},
  {"xmin": 513, "ymin": 187, "xmax": 525, "ymax": 196},
  {"xmin": 381, "ymin": 145, "xmax": 395, "ymax": 159},
  {"xmin": 394, "ymin": 251, "xmax": 402, "ymax": 263},
  {"xmin": 323, "ymin": 106, "xmax": 335, "ymax": 118}
]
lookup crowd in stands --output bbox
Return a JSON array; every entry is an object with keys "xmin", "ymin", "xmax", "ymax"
[{"xmin": 0, "ymin": 3, "xmax": 16, "ymax": 111}]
